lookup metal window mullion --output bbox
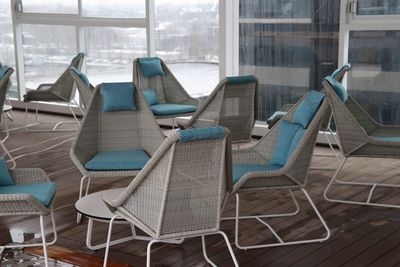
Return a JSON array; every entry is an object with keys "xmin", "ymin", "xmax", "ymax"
[
  {"xmin": 146, "ymin": 0, "xmax": 155, "ymax": 57},
  {"xmin": 10, "ymin": 0, "xmax": 26, "ymax": 100}
]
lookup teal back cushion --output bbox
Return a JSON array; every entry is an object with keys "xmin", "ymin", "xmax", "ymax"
[
  {"xmin": 331, "ymin": 63, "xmax": 351, "ymax": 79},
  {"xmin": 0, "ymin": 159, "xmax": 14, "ymax": 186},
  {"xmin": 101, "ymin": 82, "xmax": 136, "ymax": 112},
  {"xmin": 226, "ymin": 75, "xmax": 257, "ymax": 84},
  {"xmin": 324, "ymin": 76, "xmax": 348, "ymax": 103},
  {"xmin": 178, "ymin": 126, "xmax": 225, "ymax": 142},
  {"xmin": 293, "ymin": 91, "xmax": 324, "ymax": 128},
  {"xmin": 138, "ymin": 57, "xmax": 164, "ymax": 78},
  {"xmin": 0, "ymin": 65, "xmax": 10, "ymax": 81},
  {"xmin": 143, "ymin": 89, "xmax": 159, "ymax": 106},
  {"xmin": 270, "ymin": 120, "xmax": 305, "ymax": 166},
  {"xmin": 70, "ymin": 67, "xmax": 90, "ymax": 87}
]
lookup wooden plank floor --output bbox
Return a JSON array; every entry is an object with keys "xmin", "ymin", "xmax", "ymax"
[{"xmin": 2, "ymin": 110, "xmax": 400, "ymax": 266}]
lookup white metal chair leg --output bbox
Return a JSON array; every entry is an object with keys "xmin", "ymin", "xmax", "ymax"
[
  {"xmin": 103, "ymin": 215, "xmax": 117, "ymax": 267},
  {"xmin": 0, "ymin": 210, "xmax": 57, "ymax": 266},
  {"xmin": 234, "ymin": 189, "xmax": 330, "ymax": 250},
  {"xmin": 146, "ymin": 239, "xmax": 158, "ymax": 267},
  {"xmin": 40, "ymin": 215, "xmax": 49, "ymax": 267},
  {"xmin": 25, "ymin": 102, "xmax": 81, "ymax": 132},
  {"xmin": 77, "ymin": 176, "xmax": 90, "ymax": 224},
  {"xmin": 324, "ymin": 157, "xmax": 400, "ymax": 208},
  {"xmin": 202, "ymin": 232, "xmax": 239, "ymax": 267}
]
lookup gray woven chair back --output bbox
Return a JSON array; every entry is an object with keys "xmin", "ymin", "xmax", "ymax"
[
  {"xmin": 73, "ymin": 83, "xmax": 164, "ymax": 164},
  {"xmin": 107, "ymin": 127, "xmax": 232, "ymax": 240},
  {"xmin": 238, "ymin": 94, "xmax": 329, "ymax": 190},
  {"xmin": 0, "ymin": 66, "xmax": 14, "ymax": 118},
  {"xmin": 322, "ymin": 78, "xmax": 381, "ymax": 156},
  {"xmin": 320, "ymin": 63, "xmax": 351, "ymax": 130},
  {"xmin": 184, "ymin": 76, "xmax": 258, "ymax": 143},
  {"xmin": 133, "ymin": 58, "xmax": 192, "ymax": 104},
  {"xmin": 51, "ymin": 53, "xmax": 84, "ymax": 101},
  {"xmin": 69, "ymin": 68, "xmax": 94, "ymax": 111}
]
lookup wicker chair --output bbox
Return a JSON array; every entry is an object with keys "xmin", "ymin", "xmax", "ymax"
[
  {"xmin": 70, "ymin": 82, "xmax": 165, "ymax": 223},
  {"xmin": 23, "ymin": 53, "xmax": 84, "ymax": 132},
  {"xmin": 102, "ymin": 127, "xmax": 238, "ymax": 267},
  {"xmin": 226, "ymin": 91, "xmax": 331, "ymax": 250},
  {"xmin": 322, "ymin": 72, "xmax": 400, "ymax": 208},
  {"xmin": 179, "ymin": 75, "xmax": 258, "ymax": 143},
  {"xmin": 133, "ymin": 57, "xmax": 200, "ymax": 122},
  {"xmin": 0, "ymin": 65, "xmax": 16, "ymax": 168},
  {"xmin": 267, "ymin": 64, "xmax": 352, "ymax": 168},
  {"xmin": 0, "ymin": 166, "xmax": 57, "ymax": 267},
  {"xmin": 69, "ymin": 67, "xmax": 94, "ymax": 113}
]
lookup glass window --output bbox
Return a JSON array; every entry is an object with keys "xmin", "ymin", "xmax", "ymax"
[
  {"xmin": 155, "ymin": 0, "xmax": 219, "ymax": 97},
  {"xmin": 22, "ymin": 0, "xmax": 78, "ymax": 14},
  {"xmin": 348, "ymin": 31, "xmax": 400, "ymax": 124},
  {"xmin": 240, "ymin": 0, "xmax": 312, "ymax": 19},
  {"xmin": 85, "ymin": 27, "xmax": 147, "ymax": 84},
  {"xmin": 21, "ymin": 25, "xmax": 77, "ymax": 90},
  {"xmin": 0, "ymin": 1, "xmax": 17, "ymax": 98},
  {"xmin": 239, "ymin": 0, "xmax": 340, "ymax": 121},
  {"xmin": 357, "ymin": 0, "xmax": 400, "ymax": 15},
  {"xmin": 82, "ymin": 0, "xmax": 145, "ymax": 18}
]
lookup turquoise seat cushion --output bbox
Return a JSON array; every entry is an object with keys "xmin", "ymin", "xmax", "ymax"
[
  {"xmin": 150, "ymin": 103, "xmax": 197, "ymax": 116},
  {"xmin": 267, "ymin": 111, "xmax": 287, "ymax": 124},
  {"xmin": 70, "ymin": 67, "xmax": 90, "ymax": 87},
  {"xmin": 324, "ymin": 76, "xmax": 348, "ymax": 102},
  {"xmin": 138, "ymin": 57, "xmax": 164, "ymax": 78},
  {"xmin": 270, "ymin": 120, "xmax": 305, "ymax": 166},
  {"xmin": 0, "ymin": 65, "xmax": 10, "ymax": 80},
  {"xmin": 143, "ymin": 89, "xmax": 159, "ymax": 106},
  {"xmin": 85, "ymin": 149, "xmax": 150, "ymax": 171},
  {"xmin": 0, "ymin": 159, "xmax": 14, "ymax": 186},
  {"xmin": 293, "ymin": 90, "xmax": 324, "ymax": 128},
  {"xmin": 226, "ymin": 75, "xmax": 257, "ymax": 84},
  {"xmin": 372, "ymin": 136, "xmax": 400, "ymax": 142},
  {"xmin": 101, "ymin": 82, "xmax": 136, "ymax": 112},
  {"xmin": 178, "ymin": 126, "xmax": 225, "ymax": 142},
  {"xmin": 232, "ymin": 163, "xmax": 283, "ymax": 184},
  {"xmin": 0, "ymin": 182, "xmax": 56, "ymax": 207}
]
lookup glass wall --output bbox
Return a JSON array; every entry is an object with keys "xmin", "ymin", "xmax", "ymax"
[
  {"xmin": 239, "ymin": 0, "xmax": 340, "ymax": 121},
  {"xmin": 348, "ymin": 30, "xmax": 400, "ymax": 124},
  {"xmin": 84, "ymin": 27, "xmax": 147, "ymax": 85},
  {"xmin": 357, "ymin": 0, "xmax": 400, "ymax": 15},
  {"xmin": 155, "ymin": 0, "xmax": 219, "ymax": 97},
  {"xmin": 0, "ymin": 1, "xmax": 17, "ymax": 98},
  {"xmin": 21, "ymin": 25, "xmax": 77, "ymax": 90},
  {"xmin": 82, "ymin": 0, "xmax": 145, "ymax": 18}
]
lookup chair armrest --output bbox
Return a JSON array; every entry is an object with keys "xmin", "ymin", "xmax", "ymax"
[{"xmin": 10, "ymin": 168, "xmax": 50, "ymax": 184}]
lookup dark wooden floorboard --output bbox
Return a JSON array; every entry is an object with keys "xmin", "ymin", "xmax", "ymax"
[{"xmin": 1, "ymin": 111, "xmax": 400, "ymax": 266}]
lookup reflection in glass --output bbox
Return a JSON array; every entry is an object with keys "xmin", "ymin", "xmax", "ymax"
[
  {"xmin": 84, "ymin": 27, "xmax": 147, "ymax": 85},
  {"xmin": 22, "ymin": 0, "xmax": 78, "ymax": 14},
  {"xmin": 155, "ymin": 0, "xmax": 219, "ymax": 97},
  {"xmin": 239, "ymin": 0, "xmax": 339, "ymax": 121},
  {"xmin": 349, "ymin": 31, "xmax": 400, "ymax": 124},
  {"xmin": 0, "ymin": 1, "xmax": 17, "ymax": 98},
  {"xmin": 82, "ymin": 0, "xmax": 145, "ymax": 18},
  {"xmin": 21, "ymin": 25, "xmax": 76, "ymax": 91},
  {"xmin": 357, "ymin": 0, "xmax": 400, "ymax": 15},
  {"xmin": 240, "ymin": 0, "xmax": 312, "ymax": 19}
]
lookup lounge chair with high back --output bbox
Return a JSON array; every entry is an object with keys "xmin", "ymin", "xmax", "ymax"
[
  {"xmin": 323, "ymin": 71, "xmax": 400, "ymax": 208},
  {"xmin": 23, "ymin": 53, "xmax": 85, "ymax": 131},
  {"xmin": 179, "ymin": 75, "xmax": 258, "ymax": 143},
  {"xmin": 70, "ymin": 82, "xmax": 165, "ymax": 223},
  {"xmin": 102, "ymin": 126, "xmax": 238, "ymax": 267},
  {"xmin": 226, "ymin": 90, "xmax": 331, "ymax": 250}
]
